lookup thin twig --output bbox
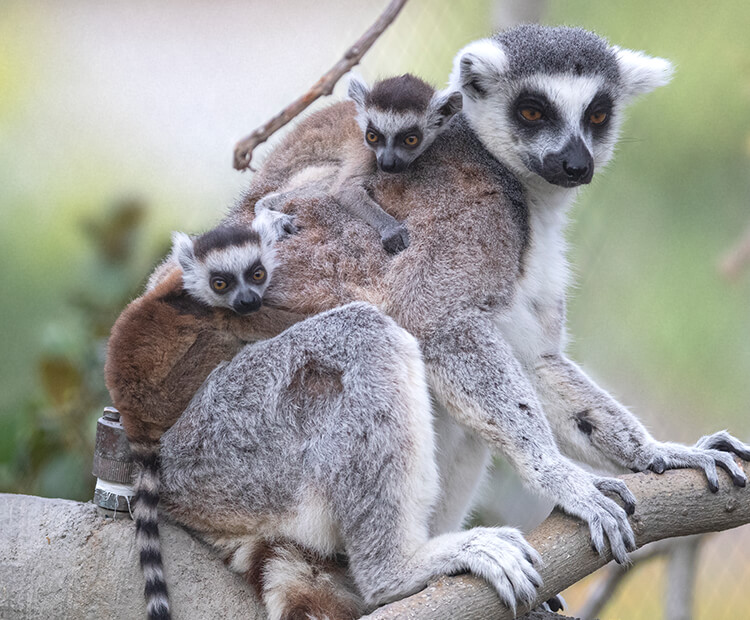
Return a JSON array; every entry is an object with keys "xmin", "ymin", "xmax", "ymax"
[
  {"xmin": 719, "ymin": 222, "xmax": 750, "ymax": 281},
  {"xmin": 233, "ymin": 0, "xmax": 409, "ymax": 171},
  {"xmin": 576, "ymin": 538, "xmax": 692, "ymax": 620}
]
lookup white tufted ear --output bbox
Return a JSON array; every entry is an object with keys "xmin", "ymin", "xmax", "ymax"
[
  {"xmin": 449, "ymin": 39, "xmax": 508, "ymax": 101},
  {"xmin": 170, "ymin": 231, "xmax": 196, "ymax": 273},
  {"xmin": 347, "ymin": 74, "xmax": 370, "ymax": 110},
  {"xmin": 612, "ymin": 46, "xmax": 674, "ymax": 98},
  {"xmin": 429, "ymin": 90, "xmax": 463, "ymax": 127}
]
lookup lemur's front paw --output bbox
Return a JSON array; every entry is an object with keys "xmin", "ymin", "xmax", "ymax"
[
  {"xmin": 637, "ymin": 432, "xmax": 749, "ymax": 492},
  {"xmin": 459, "ymin": 527, "xmax": 542, "ymax": 611},
  {"xmin": 381, "ymin": 222, "xmax": 410, "ymax": 254},
  {"xmin": 254, "ymin": 205, "xmax": 298, "ymax": 241},
  {"xmin": 556, "ymin": 470, "xmax": 636, "ymax": 564},
  {"xmin": 254, "ymin": 192, "xmax": 285, "ymax": 214}
]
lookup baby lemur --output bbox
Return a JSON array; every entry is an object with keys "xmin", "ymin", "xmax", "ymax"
[
  {"xmin": 104, "ymin": 208, "xmax": 299, "ymax": 620},
  {"xmin": 256, "ymin": 74, "xmax": 462, "ymax": 254}
]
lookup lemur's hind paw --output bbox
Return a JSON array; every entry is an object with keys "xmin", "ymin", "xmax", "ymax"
[
  {"xmin": 254, "ymin": 191, "xmax": 286, "ymax": 214},
  {"xmin": 637, "ymin": 433, "xmax": 748, "ymax": 493},
  {"xmin": 254, "ymin": 204, "xmax": 298, "ymax": 242},
  {"xmin": 457, "ymin": 527, "xmax": 542, "ymax": 612},
  {"xmin": 381, "ymin": 223, "xmax": 410, "ymax": 254}
]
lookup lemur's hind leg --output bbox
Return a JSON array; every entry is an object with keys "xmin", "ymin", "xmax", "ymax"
[
  {"xmin": 333, "ymin": 178, "xmax": 410, "ymax": 254},
  {"xmin": 322, "ymin": 318, "xmax": 541, "ymax": 611}
]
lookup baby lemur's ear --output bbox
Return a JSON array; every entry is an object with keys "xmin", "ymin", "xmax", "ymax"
[
  {"xmin": 347, "ymin": 75, "xmax": 370, "ymax": 109},
  {"xmin": 170, "ymin": 232, "xmax": 196, "ymax": 273},
  {"xmin": 430, "ymin": 90, "xmax": 463, "ymax": 127},
  {"xmin": 611, "ymin": 46, "xmax": 674, "ymax": 99}
]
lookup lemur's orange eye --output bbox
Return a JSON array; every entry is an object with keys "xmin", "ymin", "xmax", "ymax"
[
  {"xmin": 252, "ymin": 267, "xmax": 266, "ymax": 282},
  {"xmin": 211, "ymin": 277, "xmax": 228, "ymax": 291},
  {"xmin": 520, "ymin": 108, "xmax": 543, "ymax": 122},
  {"xmin": 590, "ymin": 111, "xmax": 608, "ymax": 125},
  {"xmin": 366, "ymin": 131, "xmax": 379, "ymax": 144},
  {"xmin": 404, "ymin": 135, "xmax": 420, "ymax": 147}
]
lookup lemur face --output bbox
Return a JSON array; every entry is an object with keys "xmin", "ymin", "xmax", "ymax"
[
  {"xmin": 172, "ymin": 226, "xmax": 272, "ymax": 315},
  {"xmin": 450, "ymin": 25, "xmax": 672, "ymax": 189},
  {"xmin": 348, "ymin": 75, "xmax": 462, "ymax": 174},
  {"xmin": 362, "ymin": 108, "xmax": 432, "ymax": 173}
]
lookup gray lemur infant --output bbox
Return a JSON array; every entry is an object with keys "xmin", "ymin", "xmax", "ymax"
[{"xmin": 256, "ymin": 74, "xmax": 462, "ymax": 254}]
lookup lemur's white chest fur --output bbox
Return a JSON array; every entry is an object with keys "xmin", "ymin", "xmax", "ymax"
[{"xmin": 497, "ymin": 186, "xmax": 575, "ymax": 365}]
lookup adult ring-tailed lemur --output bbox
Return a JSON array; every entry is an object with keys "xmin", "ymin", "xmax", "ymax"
[{"xmin": 152, "ymin": 24, "xmax": 750, "ymax": 620}]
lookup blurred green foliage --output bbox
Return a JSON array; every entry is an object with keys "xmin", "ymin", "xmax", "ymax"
[
  {"xmin": 0, "ymin": 199, "xmax": 167, "ymax": 500},
  {"xmin": 0, "ymin": 0, "xmax": 748, "ymax": 501}
]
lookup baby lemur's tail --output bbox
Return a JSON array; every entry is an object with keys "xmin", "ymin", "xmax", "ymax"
[
  {"xmin": 223, "ymin": 538, "xmax": 362, "ymax": 620},
  {"xmin": 132, "ymin": 441, "xmax": 171, "ymax": 620}
]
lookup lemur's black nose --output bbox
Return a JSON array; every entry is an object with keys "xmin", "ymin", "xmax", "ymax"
[
  {"xmin": 233, "ymin": 293, "xmax": 262, "ymax": 315},
  {"xmin": 563, "ymin": 160, "xmax": 590, "ymax": 181}
]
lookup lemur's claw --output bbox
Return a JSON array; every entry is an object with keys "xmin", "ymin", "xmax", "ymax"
[
  {"xmin": 648, "ymin": 457, "xmax": 666, "ymax": 474},
  {"xmin": 640, "ymin": 431, "xmax": 749, "ymax": 492}
]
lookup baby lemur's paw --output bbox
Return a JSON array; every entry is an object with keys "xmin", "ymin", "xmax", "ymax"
[
  {"xmin": 254, "ymin": 191, "xmax": 286, "ymax": 214},
  {"xmin": 458, "ymin": 527, "xmax": 542, "ymax": 612},
  {"xmin": 381, "ymin": 222, "xmax": 410, "ymax": 254},
  {"xmin": 636, "ymin": 432, "xmax": 748, "ymax": 493},
  {"xmin": 554, "ymin": 469, "xmax": 636, "ymax": 564},
  {"xmin": 254, "ymin": 204, "xmax": 298, "ymax": 242}
]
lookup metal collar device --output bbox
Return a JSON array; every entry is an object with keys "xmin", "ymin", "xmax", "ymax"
[{"xmin": 92, "ymin": 407, "xmax": 135, "ymax": 516}]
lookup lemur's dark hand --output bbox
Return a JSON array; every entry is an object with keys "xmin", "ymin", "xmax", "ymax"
[
  {"xmin": 381, "ymin": 222, "xmax": 410, "ymax": 254},
  {"xmin": 634, "ymin": 431, "xmax": 749, "ymax": 492}
]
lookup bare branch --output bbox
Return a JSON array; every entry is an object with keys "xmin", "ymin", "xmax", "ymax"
[
  {"xmin": 362, "ymin": 463, "xmax": 750, "ymax": 620},
  {"xmin": 232, "ymin": 0, "xmax": 409, "ymax": 171}
]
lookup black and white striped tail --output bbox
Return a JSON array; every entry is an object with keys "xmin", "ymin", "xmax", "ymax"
[{"xmin": 133, "ymin": 442, "xmax": 171, "ymax": 620}]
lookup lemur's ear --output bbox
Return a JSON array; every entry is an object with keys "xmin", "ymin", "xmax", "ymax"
[
  {"xmin": 612, "ymin": 47, "xmax": 674, "ymax": 98},
  {"xmin": 449, "ymin": 39, "xmax": 508, "ymax": 101},
  {"xmin": 430, "ymin": 91, "xmax": 463, "ymax": 127},
  {"xmin": 171, "ymin": 232, "xmax": 196, "ymax": 272},
  {"xmin": 347, "ymin": 75, "xmax": 370, "ymax": 109}
]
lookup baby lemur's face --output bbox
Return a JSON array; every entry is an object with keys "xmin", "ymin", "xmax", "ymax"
[
  {"xmin": 348, "ymin": 74, "xmax": 462, "ymax": 174},
  {"xmin": 172, "ymin": 226, "xmax": 272, "ymax": 315}
]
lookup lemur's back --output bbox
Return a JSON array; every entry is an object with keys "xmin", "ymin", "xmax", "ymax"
[
  {"xmin": 234, "ymin": 114, "xmax": 529, "ymax": 337},
  {"xmin": 104, "ymin": 268, "xmax": 244, "ymax": 442},
  {"xmin": 251, "ymin": 101, "xmax": 362, "ymax": 197}
]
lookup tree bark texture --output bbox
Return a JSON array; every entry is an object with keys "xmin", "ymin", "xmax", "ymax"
[
  {"xmin": 1, "ymin": 463, "xmax": 748, "ymax": 619},
  {"xmin": 363, "ymin": 463, "xmax": 750, "ymax": 619}
]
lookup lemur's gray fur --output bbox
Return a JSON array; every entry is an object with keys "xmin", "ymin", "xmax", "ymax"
[
  {"xmin": 256, "ymin": 74, "xmax": 462, "ymax": 254},
  {"xmin": 159, "ymin": 303, "xmax": 543, "ymax": 617},
  {"xmin": 153, "ymin": 25, "xmax": 750, "ymax": 617}
]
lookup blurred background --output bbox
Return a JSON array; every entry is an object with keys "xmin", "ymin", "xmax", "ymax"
[{"xmin": 0, "ymin": 0, "xmax": 748, "ymax": 618}]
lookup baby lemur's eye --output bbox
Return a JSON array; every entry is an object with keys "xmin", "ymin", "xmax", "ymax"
[
  {"xmin": 366, "ymin": 131, "xmax": 379, "ymax": 144},
  {"xmin": 403, "ymin": 135, "xmax": 420, "ymax": 147},
  {"xmin": 211, "ymin": 277, "xmax": 230, "ymax": 292},
  {"xmin": 252, "ymin": 267, "xmax": 267, "ymax": 283},
  {"xmin": 520, "ymin": 108, "xmax": 543, "ymax": 122},
  {"xmin": 589, "ymin": 111, "xmax": 608, "ymax": 125}
]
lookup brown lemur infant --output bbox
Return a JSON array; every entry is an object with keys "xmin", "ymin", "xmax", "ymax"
[
  {"xmin": 104, "ymin": 207, "xmax": 299, "ymax": 620},
  {"xmin": 255, "ymin": 73, "xmax": 463, "ymax": 254}
]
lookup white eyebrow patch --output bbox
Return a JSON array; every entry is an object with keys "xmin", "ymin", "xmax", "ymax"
[{"xmin": 523, "ymin": 73, "xmax": 608, "ymax": 127}]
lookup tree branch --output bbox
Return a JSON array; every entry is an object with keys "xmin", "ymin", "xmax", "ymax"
[
  {"xmin": 232, "ymin": 0, "xmax": 409, "ymax": 171},
  {"xmin": 3, "ymin": 463, "xmax": 748, "ymax": 619},
  {"xmin": 362, "ymin": 463, "xmax": 750, "ymax": 620}
]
